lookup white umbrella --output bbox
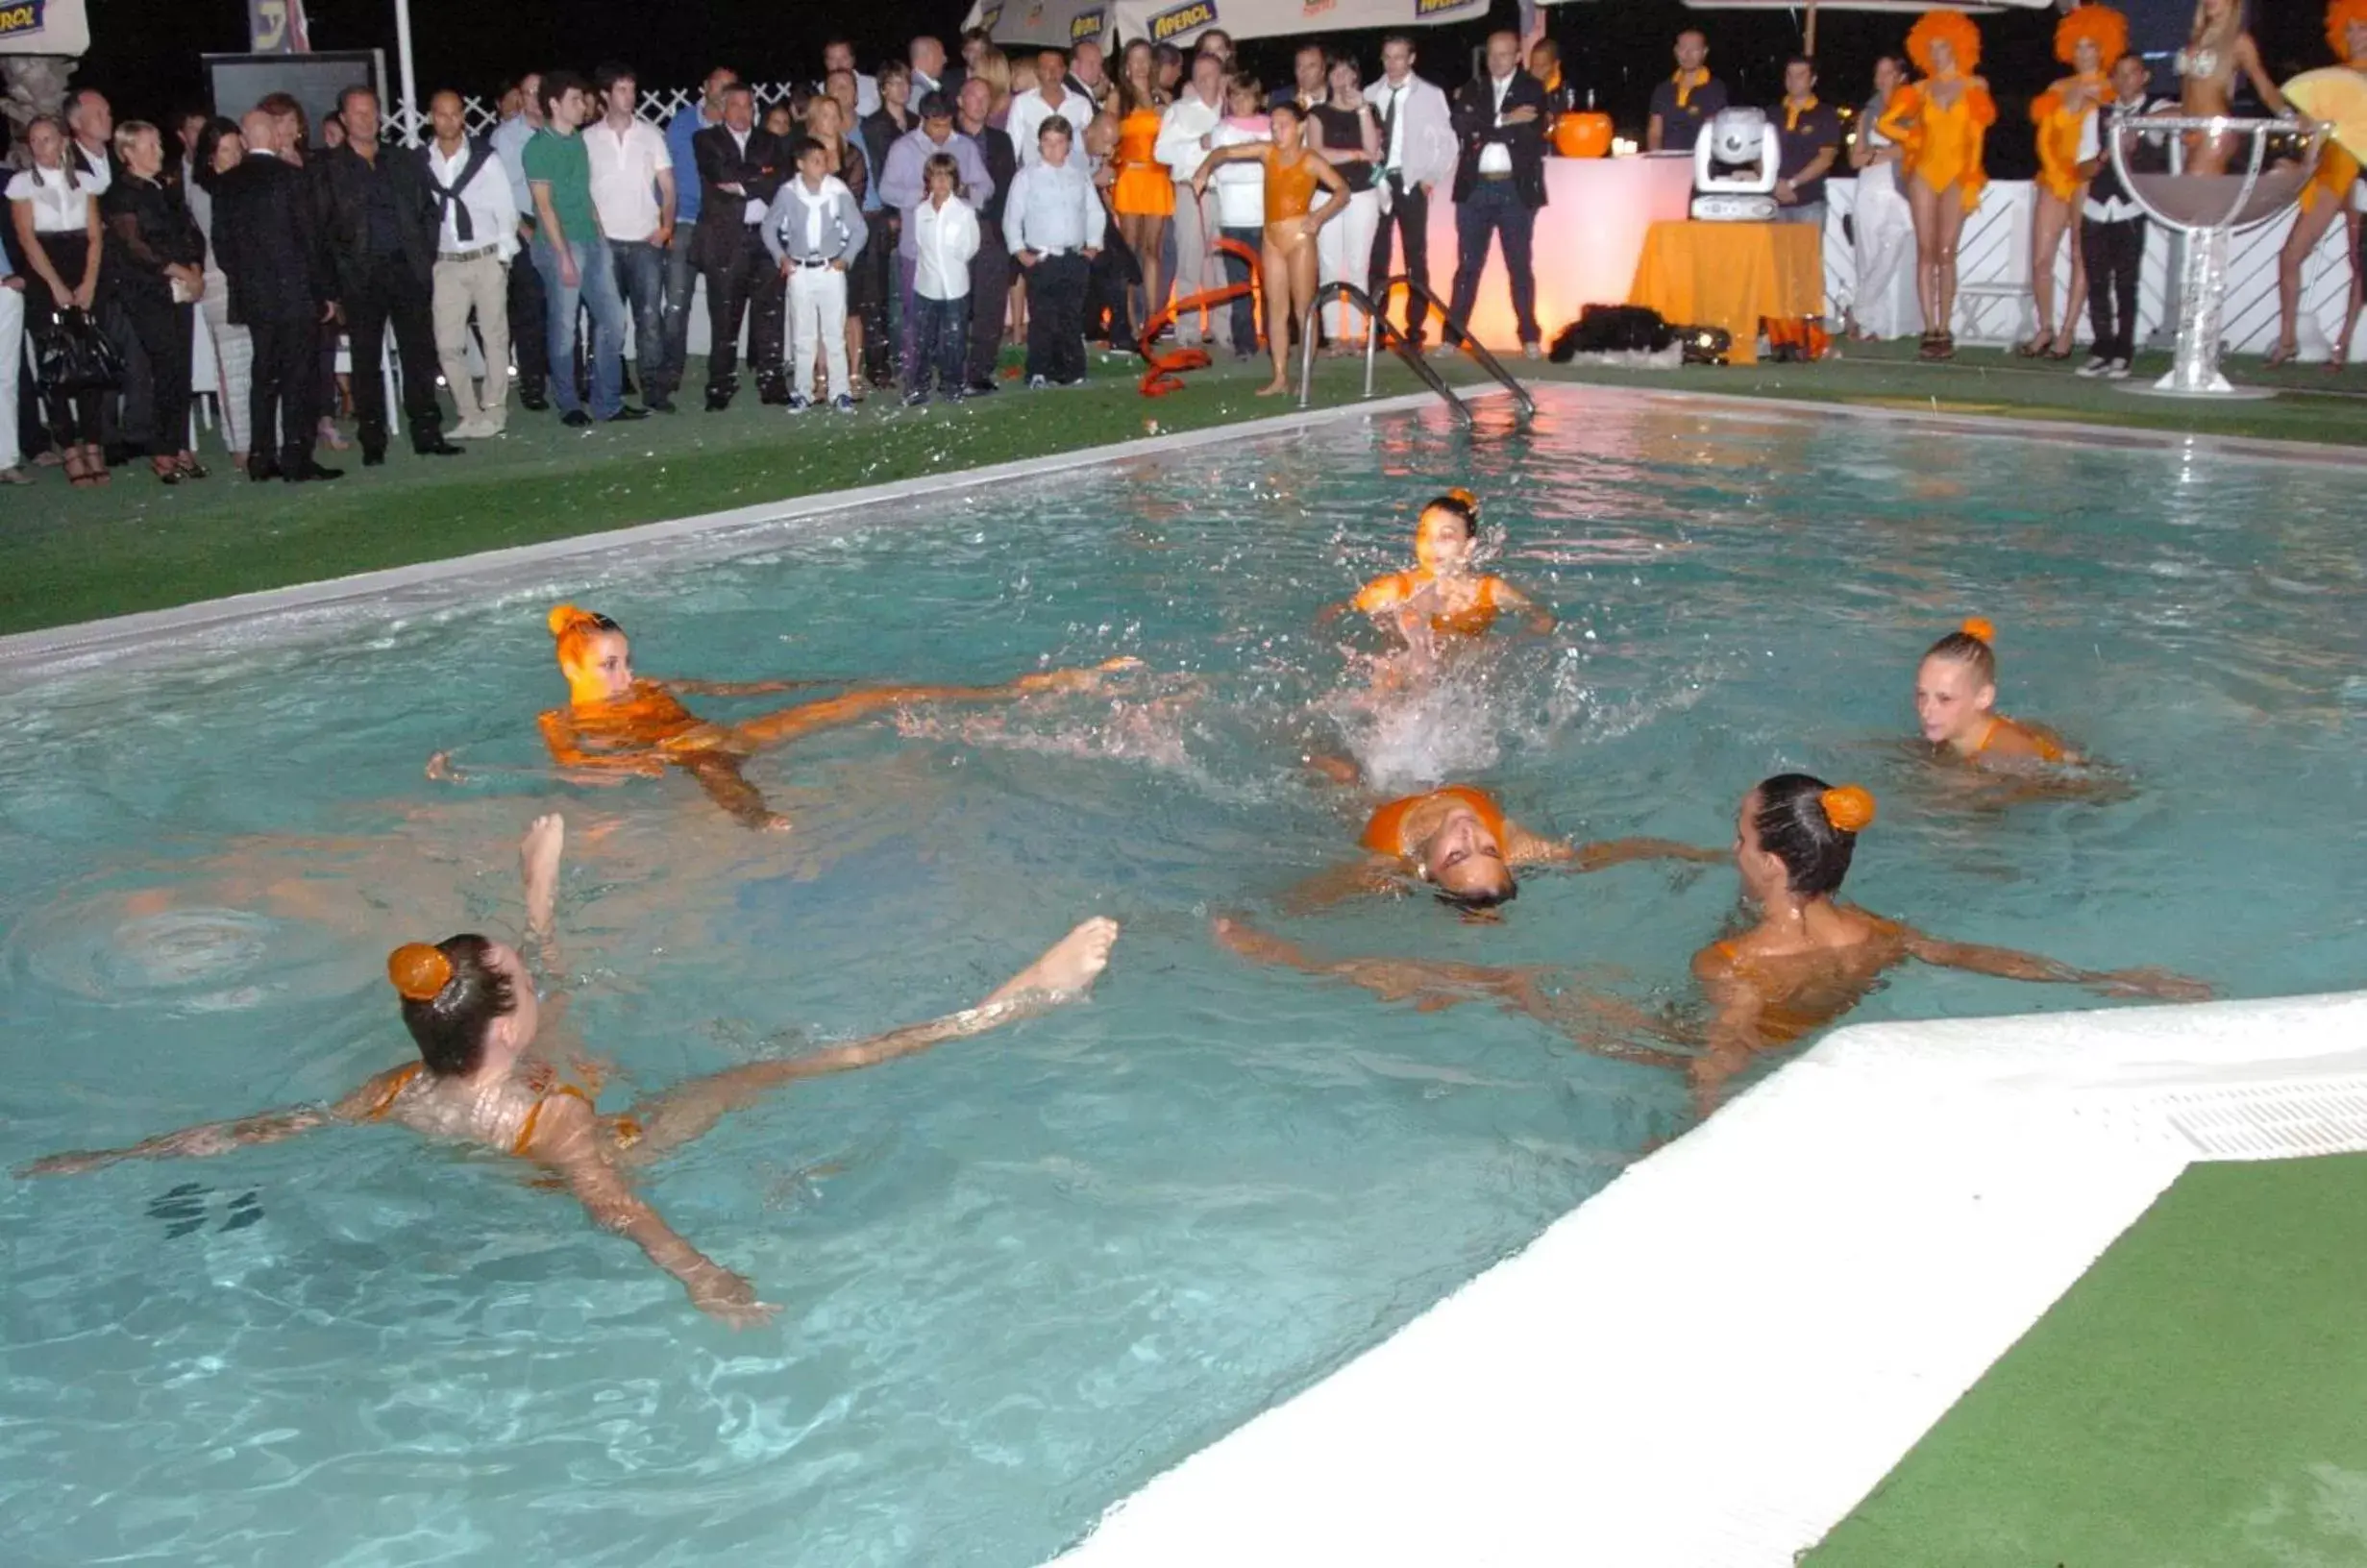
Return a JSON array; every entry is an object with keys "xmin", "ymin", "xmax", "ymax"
[
  {"xmin": 1537, "ymin": 0, "xmax": 2053, "ymax": 60},
  {"xmin": 966, "ymin": 0, "xmax": 1491, "ymax": 52},
  {"xmin": 964, "ymin": 0, "xmax": 1122, "ymax": 53},
  {"xmin": 0, "ymin": 0, "xmax": 91, "ymax": 55}
]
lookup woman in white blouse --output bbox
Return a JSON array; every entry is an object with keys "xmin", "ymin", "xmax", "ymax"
[
  {"xmin": 1845, "ymin": 55, "xmax": 1922, "ymax": 343},
  {"xmin": 7, "ymin": 114, "xmax": 108, "ymax": 486}
]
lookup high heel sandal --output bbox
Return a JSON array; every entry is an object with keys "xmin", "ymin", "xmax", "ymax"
[
  {"xmin": 2044, "ymin": 340, "xmax": 2075, "ymax": 362},
  {"xmin": 87, "ymin": 444, "xmax": 111, "ymax": 485},
  {"xmin": 1932, "ymin": 331, "xmax": 1957, "ymax": 361},
  {"xmin": 175, "ymin": 453, "xmax": 210, "ymax": 481},
  {"xmin": 151, "ymin": 456, "xmax": 183, "ymax": 486},
  {"xmin": 63, "ymin": 446, "xmax": 98, "ymax": 488},
  {"xmin": 2013, "ymin": 330, "xmax": 2052, "ymax": 358},
  {"xmin": 2262, "ymin": 338, "xmax": 2299, "ymax": 369}
]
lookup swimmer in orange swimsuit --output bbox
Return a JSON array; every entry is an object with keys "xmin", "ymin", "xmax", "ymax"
[
  {"xmin": 1913, "ymin": 617, "xmax": 2074, "ymax": 767},
  {"xmin": 1333, "ymin": 491, "xmax": 1554, "ymax": 648},
  {"xmin": 1194, "ymin": 100, "xmax": 1350, "ymax": 398},
  {"xmin": 1880, "ymin": 11, "xmax": 1997, "ymax": 361},
  {"xmin": 1287, "ymin": 780, "xmax": 1722, "ymax": 914},
  {"xmin": 507, "ymin": 604, "xmax": 1134, "ymax": 831},
  {"xmin": 19, "ymin": 814, "xmax": 1124, "ymax": 1326},
  {"xmin": 2020, "ymin": 5, "xmax": 2125, "ymax": 361},
  {"xmin": 1217, "ymin": 775, "xmax": 2206, "ymax": 1115}
]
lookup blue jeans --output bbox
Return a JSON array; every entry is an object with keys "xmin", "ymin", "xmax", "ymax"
[
  {"xmin": 1446, "ymin": 179, "xmax": 1540, "ymax": 349},
  {"xmin": 662, "ymin": 227, "xmax": 699, "ymax": 391},
  {"xmin": 609, "ymin": 238, "xmax": 670, "ymax": 400},
  {"xmin": 532, "ymin": 233, "xmax": 626, "ymax": 419},
  {"xmin": 906, "ymin": 293, "xmax": 969, "ymax": 396}
]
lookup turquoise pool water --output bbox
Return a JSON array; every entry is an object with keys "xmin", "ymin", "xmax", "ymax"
[{"xmin": 3, "ymin": 390, "xmax": 2364, "ymax": 1566}]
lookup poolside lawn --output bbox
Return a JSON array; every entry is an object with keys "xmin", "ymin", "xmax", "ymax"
[
  {"xmin": 2, "ymin": 342, "xmax": 2361, "ymax": 639},
  {"xmin": 1805, "ymin": 1153, "xmax": 2367, "ymax": 1568}
]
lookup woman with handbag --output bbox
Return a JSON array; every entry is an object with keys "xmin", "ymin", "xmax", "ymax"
[
  {"xmin": 101, "ymin": 122, "xmax": 208, "ymax": 484},
  {"xmin": 7, "ymin": 114, "xmax": 109, "ymax": 486}
]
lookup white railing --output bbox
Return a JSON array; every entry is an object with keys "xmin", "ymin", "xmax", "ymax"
[{"xmin": 382, "ymin": 82, "xmax": 804, "ymax": 146}]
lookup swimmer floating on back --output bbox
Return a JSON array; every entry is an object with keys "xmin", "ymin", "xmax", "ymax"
[
  {"xmin": 1288, "ymin": 781, "xmax": 1722, "ymax": 914},
  {"xmin": 1327, "ymin": 491, "xmax": 1554, "ymax": 646},
  {"xmin": 459, "ymin": 604, "xmax": 1135, "ymax": 831},
  {"xmin": 19, "ymin": 815, "xmax": 1123, "ymax": 1326},
  {"xmin": 1219, "ymin": 775, "xmax": 2206, "ymax": 1113},
  {"xmin": 1914, "ymin": 618, "xmax": 2074, "ymax": 766}
]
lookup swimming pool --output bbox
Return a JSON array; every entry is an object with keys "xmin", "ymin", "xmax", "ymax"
[{"xmin": 2, "ymin": 388, "xmax": 2363, "ymax": 1566}]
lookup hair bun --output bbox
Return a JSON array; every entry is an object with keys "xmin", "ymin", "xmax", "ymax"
[
  {"xmin": 547, "ymin": 602, "xmax": 598, "ymax": 638},
  {"xmin": 1959, "ymin": 616, "xmax": 1996, "ymax": 645},
  {"xmin": 1820, "ymin": 785, "xmax": 1877, "ymax": 834},
  {"xmin": 1446, "ymin": 486, "xmax": 1479, "ymax": 511},
  {"xmin": 388, "ymin": 943, "xmax": 454, "ymax": 1002}
]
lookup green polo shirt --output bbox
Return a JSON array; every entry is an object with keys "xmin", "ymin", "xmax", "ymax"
[{"xmin": 521, "ymin": 128, "xmax": 596, "ymax": 245}]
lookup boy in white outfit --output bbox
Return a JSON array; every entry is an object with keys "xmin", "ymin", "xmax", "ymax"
[
  {"xmin": 765, "ymin": 135, "xmax": 869, "ymax": 412},
  {"xmin": 906, "ymin": 152, "xmax": 981, "ymax": 405}
]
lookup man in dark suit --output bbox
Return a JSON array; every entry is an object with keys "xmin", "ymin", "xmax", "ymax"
[
  {"xmin": 211, "ymin": 110, "xmax": 342, "ymax": 481},
  {"xmin": 955, "ymin": 77, "xmax": 1015, "ymax": 393},
  {"xmin": 1445, "ymin": 30, "xmax": 1549, "ymax": 359},
  {"xmin": 690, "ymin": 84, "xmax": 788, "ymax": 409},
  {"xmin": 318, "ymin": 86, "xmax": 460, "ymax": 462}
]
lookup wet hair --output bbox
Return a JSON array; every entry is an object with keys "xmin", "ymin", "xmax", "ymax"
[
  {"xmin": 395, "ymin": 935, "xmax": 517, "ymax": 1076},
  {"xmin": 1434, "ymin": 876, "xmax": 1517, "ymax": 914},
  {"xmin": 1923, "ymin": 616, "xmax": 1997, "ymax": 684},
  {"xmin": 1422, "ymin": 490, "xmax": 1480, "ymax": 537},
  {"xmin": 1752, "ymin": 774, "xmax": 1873, "ymax": 898}
]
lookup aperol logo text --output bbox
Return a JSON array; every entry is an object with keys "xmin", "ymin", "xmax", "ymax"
[
  {"xmin": 1149, "ymin": 1, "xmax": 1216, "ymax": 42},
  {"xmin": 1071, "ymin": 7, "xmax": 1105, "ymax": 43},
  {"xmin": 0, "ymin": 1, "xmax": 49, "ymax": 38}
]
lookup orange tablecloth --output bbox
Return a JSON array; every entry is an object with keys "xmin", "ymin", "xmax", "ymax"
[{"xmin": 1626, "ymin": 222, "xmax": 1821, "ymax": 365}]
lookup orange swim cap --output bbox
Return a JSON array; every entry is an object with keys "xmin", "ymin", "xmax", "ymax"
[
  {"xmin": 1960, "ymin": 616, "xmax": 1996, "ymax": 645},
  {"xmin": 1446, "ymin": 487, "xmax": 1479, "ymax": 512},
  {"xmin": 1820, "ymin": 785, "xmax": 1877, "ymax": 834},
  {"xmin": 388, "ymin": 943, "xmax": 454, "ymax": 1002}
]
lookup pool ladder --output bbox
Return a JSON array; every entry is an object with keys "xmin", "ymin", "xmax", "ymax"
[{"xmin": 1295, "ymin": 276, "xmax": 1537, "ymax": 426}]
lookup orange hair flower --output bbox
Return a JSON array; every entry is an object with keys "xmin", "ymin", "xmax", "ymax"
[
  {"xmin": 548, "ymin": 602, "xmax": 604, "ymax": 639},
  {"xmin": 2330, "ymin": 0, "xmax": 2367, "ymax": 60},
  {"xmin": 1906, "ymin": 10, "xmax": 1983, "ymax": 76},
  {"xmin": 2056, "ymin": 5, "xmax": 2129, "ymax": 67},
  {"xmin": 1446, "ymin": 486, "xmax": 1480, "ymax": 511},
  {"xmin": 1820, "ymin": 785, "xmax": 1878, "ymax": 834},
  {"xmin": 1960, "ymin": 615, "xmax": 1996, "ymax": 644},
  {"xmin": 388, "ymin": 943, "xmax": 454, "ymax": 1002}
]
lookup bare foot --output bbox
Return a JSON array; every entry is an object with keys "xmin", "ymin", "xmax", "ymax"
[
  {"xmin": 520, "ymin": 814, "xmax": 565, "ymax": 939},
  {"xmin": 759, "ymin": 813, "xmax": 794, "ymax": 833},
  {"xmin": 986, "ymin": 917, "xmax": 1121, "ymax": 1005},
  {"xmin": 1254, "ymin": 378, "xmax": 1291, "ymax": 398},
  {"xmin": 1211, "ymin": 914, "xmax": 1297, "ymax": 967}
]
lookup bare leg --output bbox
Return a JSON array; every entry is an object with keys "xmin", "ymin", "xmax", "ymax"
[
  {"xmin": 2027, "ymin": 191, "xmax": 2068, "ymax": 351},
  {"xmin": 725, "ymin": 659, "xmax": 1137, "ymax": 751},
  {"xmin": 2061, "ymin": 207, "xmax": 2087, "ymax": 348},
  {"xmin": 2338, "ymin": 212, "xmax": 2365, "ymax": 369},
  {"xmin": 1932, "ymin": 192, "xmax": 1969, "ymax": 338},
  {"xmin": 521, "ymin": 813, "xmax": 565, "ymax": 948},
  {"xmin": 1124, "ymin": 212, "xmax": 1167, "ymax": 341},
  {"xmin": 1908, "ymin": 179, "xmax": 1942, "ymax": 332},
  {"xmin": 678, "ymin": 753, "xmax": 792, "ymax": 832},
  {"xmin": 1259, "ymin": 233, "xmax": 1292, "ymax": 393},
  {"xmin": 2275, "ymin": 197, "xmax": 2340, "ymax": 361},
  {"xmin": 617, "ymin": 919, "xmax": 1120, "ymax": 1162}
]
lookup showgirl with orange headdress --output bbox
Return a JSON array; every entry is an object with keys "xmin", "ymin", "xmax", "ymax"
[
  {"xmin": 18, "ymin": 813, "xmax": 1124, "ymax": 1325},
  {"xmin": 1878, "ymin": 10, "xmax": 1996, "ymax": 361},
  {"xmin": 1913, "ymin": 617, "xmax": 2075, "ymax": 766},
  {"xmin": 522, "ymin": 604, "xmax": 1134, "ymax": 830},
  {"xmin": 2267, "ymin": 1, "xmax": 2367, "ymax": 367},
  {"xmin": 2021, "ymin": 5, "xmax": 2128, "ymax": 361},
  {"xmin": 1215, "ymin": 773, "xmax": 2206, "ymax": 1115}
]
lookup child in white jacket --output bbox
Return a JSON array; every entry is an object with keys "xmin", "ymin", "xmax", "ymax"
[
  {"xmin": 906, "ymin": 152, "xmax": 982, "ymax": 404},
  {"xmin": 766, "ymin": 136, "xmax": 869, "ymax": 412}
]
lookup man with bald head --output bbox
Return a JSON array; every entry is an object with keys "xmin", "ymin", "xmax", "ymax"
[{"xmin": 211, "ymin": 109, "xmax": 341, "ymax": 480}]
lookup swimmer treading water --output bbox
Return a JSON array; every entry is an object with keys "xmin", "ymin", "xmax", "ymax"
[
  {"xmin": 1324, "ymin": 490, "xmax": 1555, "ymax": 651},
  {"xmin": 19, "ymin": 817, "xmax": 1123, "ymax": 1326},
  {"xmin": 1913, "ymin": 617, "xmax": 2075, "ymax": 767}
]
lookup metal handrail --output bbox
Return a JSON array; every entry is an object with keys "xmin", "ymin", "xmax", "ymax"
[
  {"xmin": 1297, "ymin": 282, "xmax": 1472, "ymax": 423},
  {"xmin": 1378, "ymin": 275, "xmax": 1538, "ymax": 419}
]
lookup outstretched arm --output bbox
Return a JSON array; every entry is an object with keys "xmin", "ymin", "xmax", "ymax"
[
  {"xmin": 13, "ymin": 1067, "xmax": 412, "ymax": 1178},
  {"xmin": 1279, "ymin": 855, "xmax": 1403, "ymax": 915},
  {"xmin": 655, "ymin": 677, "xmax": 841, "ymax": 698},
  {"xmin": 2238, "ymin": 37, "xmax": 2289, "ymax": 117},
  {"xmin": 1515, "ymin": 830, "xmax": 1724, "ymax": 872},
  {"xmin": 1901, "ymin": 929, "xmax": 2211, "ymax": 1001}
]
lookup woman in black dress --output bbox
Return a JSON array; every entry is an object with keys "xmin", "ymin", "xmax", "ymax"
[{"xmin": 101, "ymin": 120, "xmax": 209, "ymax": 483}]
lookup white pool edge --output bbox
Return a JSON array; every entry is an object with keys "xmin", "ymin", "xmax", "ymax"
[{"xmin": 1049, "ymin": 991, "xmax": 2367, "ymax": 1568}]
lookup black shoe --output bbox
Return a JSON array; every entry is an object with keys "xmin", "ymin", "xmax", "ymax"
[
  {"xmin": 517, "ymin": 385, "xmax": 550, "ymax": 411},
  {"xmin": 646, "ymin": 395, "xmax": 678, "ymax": 413},
  {"xmin": 414, "ymin": 439, "xmax": 464, "ymax": 456},
  {"xmin": 756, "ymin": 382, "xmax": 792, "ymax": 407},
  {"xmin": 104, "ymin": 442, "xmax": 133, "ymax": 469},
  {"xmin": 964, "ymin": 379, "xmax": 999, "ymax": 396},
  {"xmin": 561, "ymin": 409, "xmax": 592, "ymax": 429},
  {"xmin": 902, "ymin": 389, "xmax": 928, "ymax": 407},
  {"xmin": 284, "ymin": 461, "xmax": 344, "ymax": 482},
  {"xmin": 606, "ymin": 406, "xmax": 651, "ymax": 423},
  {"xmin": 247, "ymin": 459, "xmax": 282, "ymax": 483},
  {"xmin": 361, "ymin": 449, "xmax": 387, "ymax": 468}
]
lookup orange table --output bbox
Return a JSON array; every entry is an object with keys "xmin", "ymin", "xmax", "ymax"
[{"xmin": 1626, "ymin": 221, "xmax": 1821, "ymax": 365}]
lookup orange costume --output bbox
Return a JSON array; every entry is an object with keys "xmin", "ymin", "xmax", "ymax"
[
  {"xmin": 1361, "ymin": 785, "xmax": 1509, "ymax": 857},
  {"xmin": 1970, "ymin": 715, "xmax": 2068, "ymax": 764},
  {"xmin": 1264, "ymin": 147, "xmax": 1321, "ymax": 224},
  {"xmin": 1884, "ymin": 11, "xmax": 1996, "ymax": 209},
  {"xmin": 1111, "ymin": 108, "xmax": 1174, "ymax": 217},
  {"xmin": 2033, "ymin": 8, "xmax": 2127, "ymax": 202},
  {"xmin": 1352, "ymin": 569, "xmax": 1506, "ymax": 638}
]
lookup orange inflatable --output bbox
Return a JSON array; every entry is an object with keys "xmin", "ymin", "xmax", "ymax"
[
  {"xmin": 1554, "ymin": 110, "xmax": 1614, "ymax": 159},
  {"xmin": 1139, "ymin": 236, "xmax": 1265, "ymax": 398}
]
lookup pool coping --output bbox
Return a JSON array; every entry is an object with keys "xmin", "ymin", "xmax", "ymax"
[
  {"xmin": 7, "ymin": 377, "xmax": 2365, "ymax": 685},
  {"xmin": 1051, "ymin": 992, "xmax": 2367, "ymax": 1568}
]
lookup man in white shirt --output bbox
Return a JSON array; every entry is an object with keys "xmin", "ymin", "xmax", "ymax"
[
  {"xmin": 1155, "ymin": 51, "xmax": 1228, "ymax": 350},
  {"xmin": 1367, "ymin": 35, "xmax": 1457, "ymax": 351},
  {"xmin": 585, "ymin": 63, "xmax": 679, "ymax": 410},
  {"xmin": 422, "ymin": 89, "xmax": 520, "ymax": 438},
  {"xmin": 1003, "ymin": 115, "xmax": 1101, "ymax": 386},
  {"xmin": 489, "ymin": 73, "xmax": 551, "ymax": 408},
  {"xmin": 1007, "ymin": 52, "xmax": 1082, "ymax": 168},
  {"xmin": 822, "ymin": 38, "xmax": 882, "ymax": 121}
]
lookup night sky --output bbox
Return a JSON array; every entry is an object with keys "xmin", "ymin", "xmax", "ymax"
[{"xmin": 65, "ymin": 0, "xmax": 2340, "ymax": 182}]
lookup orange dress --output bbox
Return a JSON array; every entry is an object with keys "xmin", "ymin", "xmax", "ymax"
[
  {"xmin": 2030, "ymin": 78, "xmax": 2102, "ymax": 201},
  {"xmin": 1361, "ymin": 786, "xmax": 1509, "ymax": 857},
  {"xmin": 1263, "ymin": 147, "xmax": 1321, "ymax": 224},
  {"xmin": 1881, "ymin": 78, "xmax": 1996, "ymax": 208},
  {"xmin": 1111, "ymin": 109, "xmax": 1174, "ymax": 217},
  {"xmin": 1352, "ymin": 569, "xmax": 1503, "ymax": 637}
]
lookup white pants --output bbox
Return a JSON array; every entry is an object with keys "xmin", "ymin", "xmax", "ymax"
[
  {"xmin": 1318, "ymin": 187, "xmax": 1382, "ymax": 339},
  {"xmin": 1170, "ymin": 179, "xmax": 1226, "ymax": 347},
  {"xmin": 789, "ymin": 265, "xmax": 850, "ymax": 403},
  {"xmin": 0, "ymin": 284, "xmax": 20, "ymax": 470},
  {"xmin": 1851, "ymin": 161, "xmax": 1923, "ymax": 339},
  {"xmin": 432, "ymin": 252, "xmax": 511, "ymax": 429},
  {"xmin": 198, "ymin": 267, "xmax": 253, "ymax": 456}
]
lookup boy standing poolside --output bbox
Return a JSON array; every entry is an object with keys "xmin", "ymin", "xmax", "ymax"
[{"xmin": 1003, "ymin": 114, "xmax": 1101, "ymax": 388}]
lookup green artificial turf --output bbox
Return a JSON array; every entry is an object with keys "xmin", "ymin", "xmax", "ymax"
[
  {"xmin": 0, "ymin": 342, "xmax": 2358, "ymax": 639},
  {"xmin": 1805, "ymin": 1153, "xmax": 2367, "ymax": 1568}
]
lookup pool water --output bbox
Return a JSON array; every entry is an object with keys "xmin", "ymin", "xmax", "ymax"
[{"xmin": 3, "ymin": 390, "xmax": 2364, "ymax": 1566}]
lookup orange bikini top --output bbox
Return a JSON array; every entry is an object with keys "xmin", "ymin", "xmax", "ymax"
[
  {"xmin": 1264, "ymin": 147, "xmax": 1320, "ymax": 224},
  {"xmin": 1974, "ymin": 716, "xmax": 2067, "ymax": 763},
  {"xmin": 1361, "ymin": 785, "xmax": 1509, "ymax": 858},
  {"xmin": 1353, "ymin": 571, "xmax": 1502, "ymax": 637},
  {"xmin": 553, "ymin": 680, "xmax": 701, "ymax": 749}
]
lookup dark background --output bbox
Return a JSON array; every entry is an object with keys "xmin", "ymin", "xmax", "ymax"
[{"xmin": 62, "ymin": 0, "xmax": 2338, "ymax": 180}]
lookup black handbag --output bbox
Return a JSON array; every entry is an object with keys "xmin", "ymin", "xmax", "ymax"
[{"xmin": 33, "ymin": 306, "xmax": 125, "ymax": 396}]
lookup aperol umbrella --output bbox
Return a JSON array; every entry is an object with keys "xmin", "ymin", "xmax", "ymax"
[
  {"xmin": 961, "ymin": 0, "xmax": 1491, "ymax": 52},
  {"xmin": 2283, "ymin": 66, "xmax": 2367, "ymax": 162},
  {"xmin": 1533, "ymin": 0, "xmax": 2051, "ymax": 59}
]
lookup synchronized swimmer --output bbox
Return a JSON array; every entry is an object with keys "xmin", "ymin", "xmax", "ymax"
[
  {"xmin": 1325, "ymin": 490, "xmax": 1555, "ymax": 646},
  {"xmin": 1913, "ymin": 617, "xmax": 2074, "ymax": 766}
]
